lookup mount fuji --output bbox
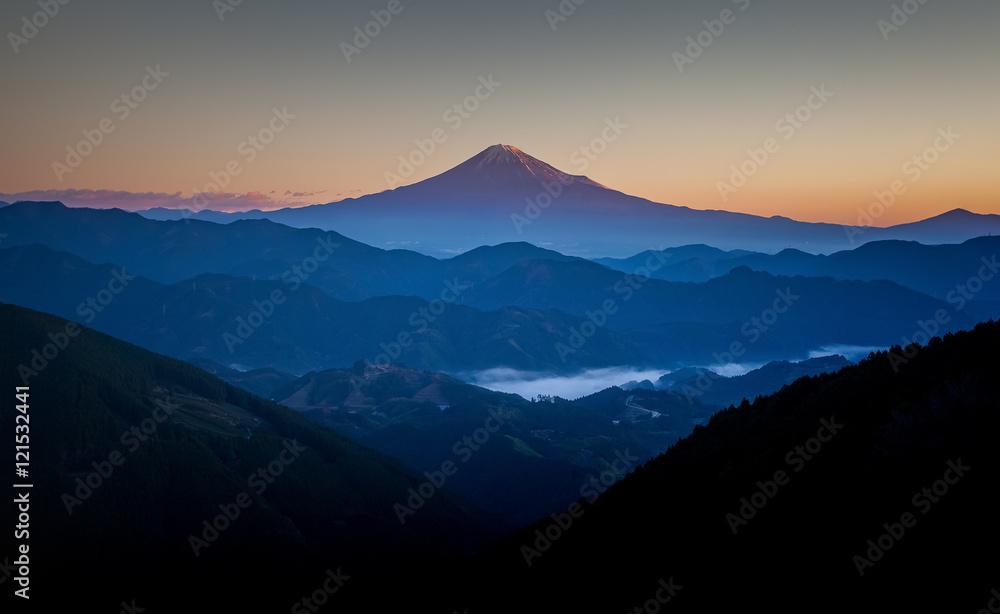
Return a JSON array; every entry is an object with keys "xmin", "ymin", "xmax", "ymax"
[
  {"xmin": 405, "ymin": 143, "xmax": 608, "ymax": 193},
  {"xmin": 140, "ymin": 144, "xmax": 1000, "ymax": 257}
]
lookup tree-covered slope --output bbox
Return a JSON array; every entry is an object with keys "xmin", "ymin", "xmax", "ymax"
[
  {"xmin": 432, "ymin": 322, "xmax": 1000, "ymax": 612},
  {"xmin": 0, "ymin": 304, "xmax": 502, "ymax": 611}
]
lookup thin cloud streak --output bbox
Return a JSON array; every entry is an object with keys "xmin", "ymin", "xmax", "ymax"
[{"xmin": 0, "ymin": 188, "xmax": 344, "ymax": 212}]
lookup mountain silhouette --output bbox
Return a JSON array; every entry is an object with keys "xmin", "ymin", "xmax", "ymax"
[{"xmin": 133, "ymin": 145, "xmax": 1000, "ymax": 257}]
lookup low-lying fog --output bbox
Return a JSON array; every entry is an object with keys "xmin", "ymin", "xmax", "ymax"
[
  {"xmin": 460, "ymin": 367, "xmax": 669, "ymax": 401},
  {"xmin": 457, "ymin": 346, "xmax": 885, "ymax": 401}
]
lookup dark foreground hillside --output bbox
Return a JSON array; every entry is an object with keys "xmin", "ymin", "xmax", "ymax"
[
  {"xmin": 3, "ymin": 302, "xmax": 998, "ymax": 612},
  {"xmin": 428, "ymin": 321, "xmax": 1000, "ymax": 612},
  {"xmin": 0, "ymin": 304, "xmax": 503, "ymax": 611}
]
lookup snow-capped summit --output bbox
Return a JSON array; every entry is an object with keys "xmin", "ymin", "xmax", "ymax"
[
  {"xmin": 409, "ymin": 144, "xmax": 607, "ymax": 192},
  {"xmin": 472, "ymin": 144, "xmax": 568, "ymax": 176},
  {"xmin": 475, "ymin": 144, "xmax": 528, "ymax": 168}
]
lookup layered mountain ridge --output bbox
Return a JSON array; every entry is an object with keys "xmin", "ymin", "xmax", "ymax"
[{"xmin": 125, "ymin": 144, "xmax": 1000, "ymax": 257}]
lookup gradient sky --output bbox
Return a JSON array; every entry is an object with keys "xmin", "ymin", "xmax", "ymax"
[{"xmin": 2, "ymin": 0, "xmax": 997, "ymax": 226}]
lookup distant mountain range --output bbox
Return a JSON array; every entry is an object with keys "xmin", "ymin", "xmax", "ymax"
[
  {"xmin": 3, "ymin": 201, "xmax": 997, "ymax": 376},
  {"xmin": 0, "ymin": 241, "xmax": 981, "ymax": 374},
  {"xmin": 598, "ymin": 237, "xmax": 1000, "ymax": 307},
  {"xmin": 5, "ymin": 200, "xmax": 998, "ymax": 315},
  {"xmin": 133, "ymin": 144, "xmax": 1000, "ymax": 257},
  {"xmin": 0, "ymin": 200, "xmax": 579, "ymax": 299},
  {"xmin": 0, "ymin": 243, "xmax": 638, "ymax": 374}
]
